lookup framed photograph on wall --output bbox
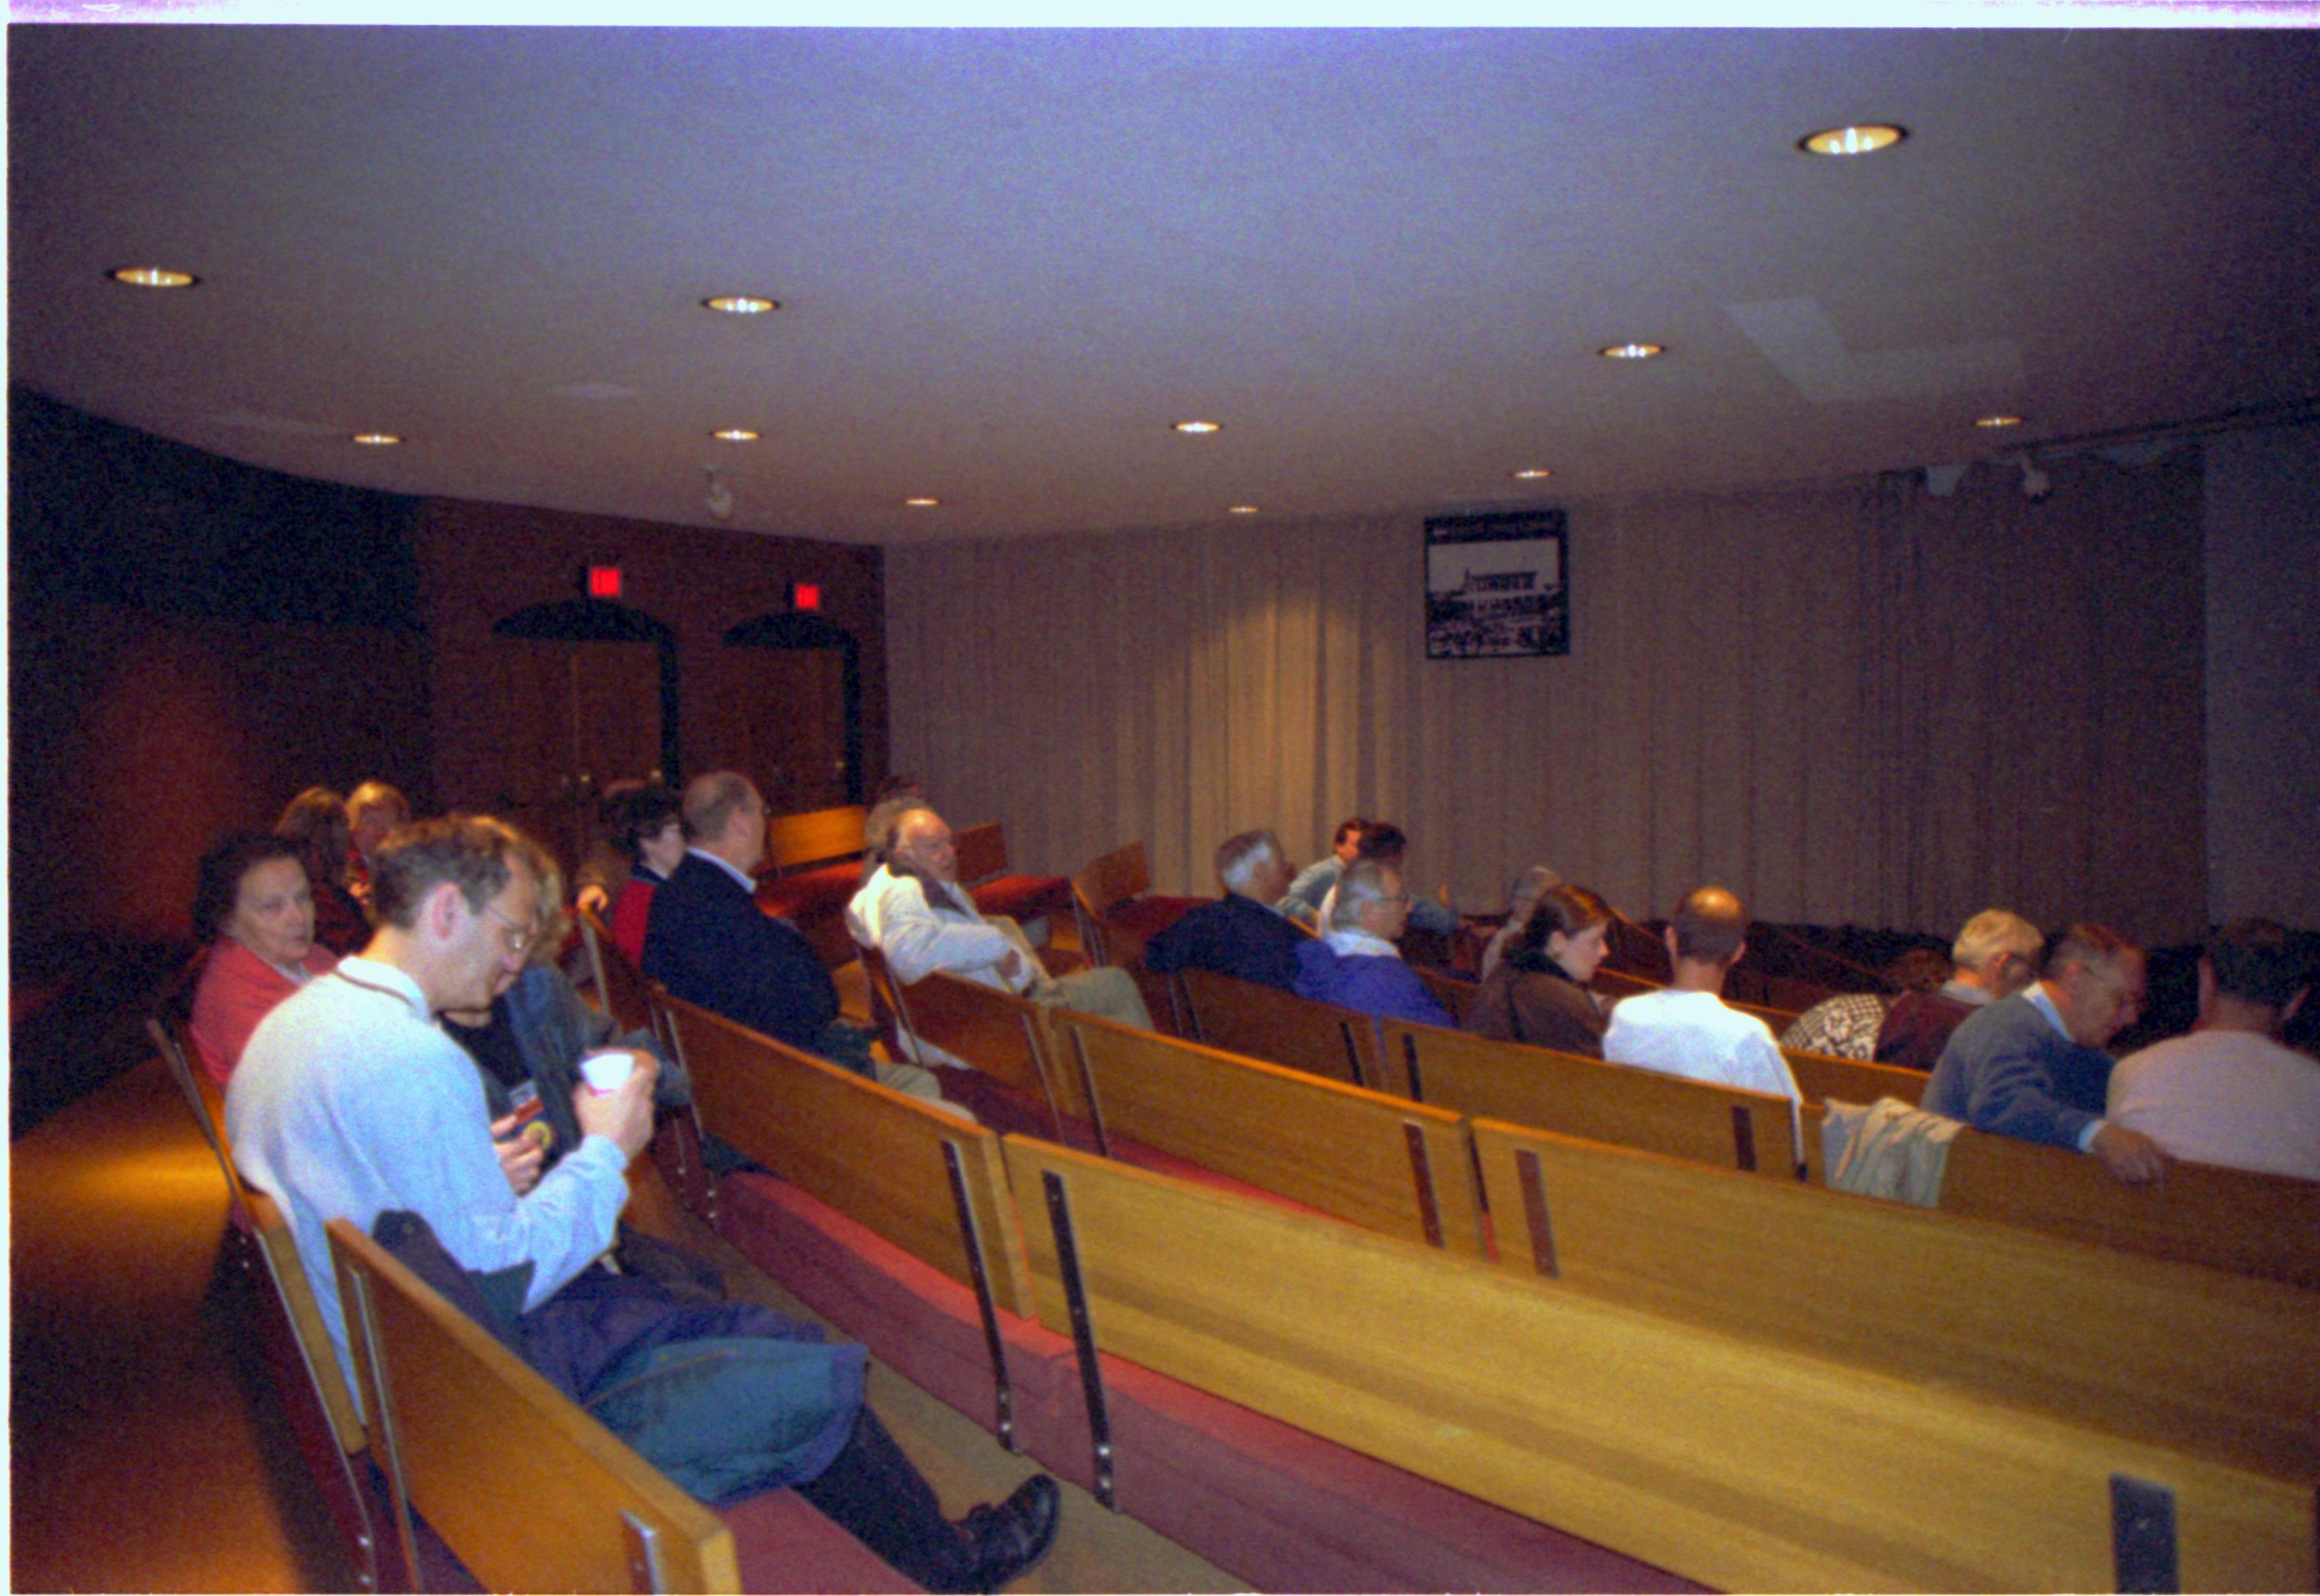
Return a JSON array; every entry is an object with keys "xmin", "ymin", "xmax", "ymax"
[{"xmin": 1424, "ymin": 509, "xmax": 1569, "ymax": 659}]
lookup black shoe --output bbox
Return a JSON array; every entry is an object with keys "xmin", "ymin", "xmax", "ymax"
[{"xmin": 962, "ymin": 1473, "xmax": 1061, "ymax": 1593}]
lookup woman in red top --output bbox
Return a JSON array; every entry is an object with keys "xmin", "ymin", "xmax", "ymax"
[{"xmin": 186, "ymin": 832, "xmax": 339, "ymax": 1086}]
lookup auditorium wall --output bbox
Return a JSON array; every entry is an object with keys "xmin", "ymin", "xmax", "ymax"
[
  {"xmin": 8, "ymin": 391, "xmax": 888, "ymax": 961},
  {"xmin": 888, "ymin": 444, "xmax": 2225, "ymax": 947},
  {"xmin": 2204, "ymin": 422, "xmax": 2320, "ymax": 930}
]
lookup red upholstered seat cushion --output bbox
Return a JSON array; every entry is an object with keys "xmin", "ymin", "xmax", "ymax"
[
  {"xmin": 722, "ymin": 1486, "xmax": 921, "ymax": 1593},
  {"xmin": 967, "ymin": 873, "xmax": 1074, "ymax": 926}
]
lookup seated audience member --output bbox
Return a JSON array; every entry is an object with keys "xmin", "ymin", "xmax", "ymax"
[
  {"xmin": 859, "ymin": 775, "xmax": 933, "ymax": 888},
  {"xmin": 1603, "ymin": 887, "xmax": 1800, "ymax": 1104},
  {"xmin": 274, "ymin": 786, "xmax": 370, "ymax": 956},
  {"xmin": 1874, "ymin": 910, "xmax": 2045, "ymax": 1070},
  {"xmin": 1476, "ymin": 864, "xmax": 1563, "ymax": 982},
  {"xmin": 2106, "ymin": 919, "xmax": 2319, "ymax": 1181},
  {"xmin": 1780, "ymin": 948, "xmax": 1955, "ymax": 1061},
  {"xmin": 228, "ymin": 814, "xmax": 1059, "ymax": 1593},
  {"xmin": 1292, "ymin": 860, "xmax": 1455, "ymax": 1027},
  {"xmin": 186, "ymin": 832, "xmax": 339, "ymax": 1086},
  {"xmin": 1144, "ymin": 829, "xmax": 1305, "ymax": 991},
  {"xmin": 1312, "ymin": 822, "xmax": 1464, "ymax": 939},
  {"xmin": 849, "ymin": 805, "xmax": 1152, "ymax": 1063},
  {"xmin": 601, "ymin": 784, "xmax": 685, "ymax": 966},
  {"xmin": 1466, "ymin": 883, "xmax": 1613, "ymax": 1057},
  {"xmin": 1277, "ymin": 816, "xmax": 1366, "ymax": 928},
  {"xmin": 1922, "ymin": 923, "xmax": 2171, "ymax": 1183},
  {"xmin": 646, "ymin": 772, "xmax": 949, "ymax": 1106},
  {"xmin": 572, "ymin": 777, "xmax": 649, "ymax": 919},
  {"xmin": 442, "ymin": 845, "xmax": 690, "ymax": 1192},
  {"xmin": 345, "ymin": 779, "xmax": 412, "ymax": 899}
]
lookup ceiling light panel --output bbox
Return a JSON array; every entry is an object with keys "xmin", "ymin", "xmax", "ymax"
[
  {"xmin": 109, "ymin": 265, "xmax": 197, "ymax": 287},
  {"xmin": 1799, "ymin": 124, "xmax": 1907, "ymax": 157}
]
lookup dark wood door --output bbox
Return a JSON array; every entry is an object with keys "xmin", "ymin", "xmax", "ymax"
[
  {"xmin": 487, "ymin": 636, "xmax": 664, "ymax": 871},
  {"xmin": 716, "ymin": 646, "xmax": 849, "ymax": 815}
]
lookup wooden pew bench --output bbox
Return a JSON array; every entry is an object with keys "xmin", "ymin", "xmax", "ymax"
[
  {"xmin": 1914, "ymin": 1116, "xmax": 2320, "ymax": 1292},
  {"xmin": 1047, "ymin": 1008, "xmax": 1485, "ymax": 1256},
  {"xmin": 324, "ymin": 1218, "xmax": 910, "ymax": 1594},
  {"xmin": 1175, "ymin": 965, "xmax": 1384, "ymax": 1089},
  {"xmin": 1780, "ymin": 1045, "xmax": 1928, "ymax": 1108},
  {"xmin": 1471, "ymin": 1120, "xmax": 2320, "ymax": 1488},
  {"xmin": 1070, "ymin": 841, "xmax": 1205, "ymax": 967},
  {"xmin": 656, "ymin": 986, "xmax": 1673, "ymax": 1591},
  {"xmin": 1003, "ymin": 1134, "xmax": 2320, "ymax": 1593},
  {"xmin": 1377, "ymin": 1017, "xmax": 1799, "ymax": 1178},
  {"xmin": 755, "ymin": 804, "xmax": 870, "ymax": 966}
]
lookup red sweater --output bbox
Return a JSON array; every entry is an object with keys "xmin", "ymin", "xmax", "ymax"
[{"xmin": 189, "ymin": 939, "xmax": 338, "ymax": 1087}]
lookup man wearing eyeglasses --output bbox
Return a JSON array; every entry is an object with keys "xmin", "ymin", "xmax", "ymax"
[
  {"xmin": 1922, "ymin": 922, "xmax": 2173, "ymax": 1183},
  {"xmin": 229, "ymin": 814, "xmax": 660, "ymax": 1399}
]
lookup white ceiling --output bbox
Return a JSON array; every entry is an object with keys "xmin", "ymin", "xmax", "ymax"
[{"xmin": 10, "ymin": 25, "xmax": 2319, "ymax": 544}]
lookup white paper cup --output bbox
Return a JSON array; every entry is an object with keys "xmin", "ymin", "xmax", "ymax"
[{"xmin": 580, "ymin": 1051, "xmax": 634, "ymax": 1095}]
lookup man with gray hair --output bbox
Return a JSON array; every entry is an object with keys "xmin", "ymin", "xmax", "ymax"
[
  {"xmin": 1923, "ymin": 923, "xmax": 2171, "ymax": 1183},
  {"xmin": 1144, "ymin": 828, "xmax": 1305, "ymax": 991},
  {"xmin": 1291, "ymin": 859, "xmax": 1454, "ymax": 1026},
  {"xmin": 849, "ymin": 804, "xmax": 1152, "ymax": 1067},
  {"xmin": 1872, "ymin": 908, "xmax": 2046, "ymax": 1071}
]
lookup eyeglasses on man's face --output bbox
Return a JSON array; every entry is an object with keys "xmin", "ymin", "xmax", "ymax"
[{"xmin": 482, "ymin": 901, "xmax": 533, "ymax": 956}]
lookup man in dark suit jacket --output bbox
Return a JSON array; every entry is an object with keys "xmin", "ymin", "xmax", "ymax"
[
  {"xmin": 644, "ymin": 773, "xmax": 956, "ymax": 1115},
  {"xmin": 643, "ymin": 771, "xmax": 838, "ymax": 1050},
  {"xmin": 1144, "ymin": 828, "xmax": 1307, "ymax": 991}
]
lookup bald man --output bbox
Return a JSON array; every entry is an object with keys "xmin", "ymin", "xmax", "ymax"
[{"xmin": 1602, "ymin": 886, "xmax": 1800, "ymax": 1105}]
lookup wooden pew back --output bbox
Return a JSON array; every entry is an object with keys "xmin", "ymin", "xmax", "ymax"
[
  {"xmin": 1931, "ymin": 1122, "xmax": 2320, "ymax": 1292},
  {"xmin": 1000, "ymin": 1135, "xmax": 2316, "ymax": 1594},
  {"xmin": 1780, "ymin": 1046, "xmax": 1927, "ymax": 1108},
  {"xmin": 1378, "ymin": 1017, "xmax": 1798, "ymax": 1178},
  {"xmin": 763, "ymin": 804, "xmax": 868, "ymax": 874},
  {"xmin": 1048, "ymin": 1008, "xmax": 1484, "ymax": 1256},
  {"xmin": 895, "ymin": 970, "xmax": 1091, "ymax": 1126},
  {"xmin": 243, "ymin": 1187, "xmax": 370, "ymax": 1459},
  {"xmin": 326, "ymin": 1218, "xmax": 742, "ymax": 1594},
  {"xmin": 1175, "ymin": 966, "xmax": 1383, "ymax": 1089},
  {"xmin": 1473, "ymin": 1120, "xmax": 2320, "ymax": 1484},
  {"xmin": 1072, "ymin": 839, "xmax": 1152, "ymax": 914},
  {"xmin": 952, "ymin": 821, "xmax": 1009, "ymax": 884},
  {"xmin": 581, "ymin": 904, "xmax": 655, "ymax": 1036},
  {"xmin": 655, "ymin": 989, "xmax": 1033, "ymax": 1316},
  {"xmin": 1411, "ymin": 967, "xmax": 1478, "ymax": 1026}
]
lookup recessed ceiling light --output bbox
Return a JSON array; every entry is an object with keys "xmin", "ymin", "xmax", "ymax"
[
  {"xmin": 1598, "ymin": 343, "xmax": 1664, "ymax": 361},
  {"xmin": 1172, "ymin": 420, "xmax": 1222, "ymax": 435},
  {"xmin": 1227, "ymin": 505, "xmax": 1260, "ymax": 515},
  {"xmin": 109, "ymin": 265, "xmax": 198, "ymax": 288},
  {"xmin": 712, "ymin": 428, "xmax": 760, "ymax": 442},
  {"xmin": 701, "ymin": 295, "xmax": 780, "ymax": 315},
  {"xmin": 1798, "ymin": 124, "xmax": 1907, "ymax": 158},
  {"xmin": 1510, "ymin": 468, "xmax": 1553, "ymax": 481},
  {"xmin": 904, "ymin": 497, "xmax": 941, "ymax": 508},
  {"xmin": 1974, "ymin": 414, "xmax": 2023, "ymax": 429},
  {"xmin": 351, "ymin": 433, "xmax": 402, "ymax": 446}
]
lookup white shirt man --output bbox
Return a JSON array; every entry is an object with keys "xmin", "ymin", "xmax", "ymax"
[
  {"xmin": 1603, "ymin": 886, "xmax": 1801, "ymax": 1106},
  {"xmin": 849, "ymin": 806, "xmax": 1150, "ymax": 1065}
]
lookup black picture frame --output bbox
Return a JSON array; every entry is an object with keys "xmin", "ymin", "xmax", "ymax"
[{"xmin": 1424, "ymin": 509, "xmax": 1569, "ymax": 659}]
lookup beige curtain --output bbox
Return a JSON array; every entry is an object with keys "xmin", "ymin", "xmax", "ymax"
[{"xmin": 889, "ymin": 450, "xmax": 2204, "ymax": 945}]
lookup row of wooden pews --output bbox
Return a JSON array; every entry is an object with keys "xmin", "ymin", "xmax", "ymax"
[
  {"xmin": 149, "ymin": 996, "xmax": 915, "ymax": 1593},
  {"xmin": 647, "ymin": 969, "xmax": 2320, "ymax": 1592}
]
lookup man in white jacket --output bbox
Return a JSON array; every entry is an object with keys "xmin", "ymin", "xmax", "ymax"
[{"xmin": 849, "ymin": 805, "xmax": 1150, "ymax": 1066}]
